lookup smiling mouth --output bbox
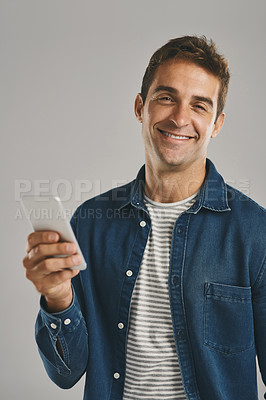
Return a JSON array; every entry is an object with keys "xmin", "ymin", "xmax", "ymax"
[{"xmin": 158, "ymin": 129, "xmax": 193, "ymax": 140}]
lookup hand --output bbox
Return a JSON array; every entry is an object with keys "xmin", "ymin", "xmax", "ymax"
[{"xmin": 23, "ymin": 231, "xmax": 81, "ymax": 312}]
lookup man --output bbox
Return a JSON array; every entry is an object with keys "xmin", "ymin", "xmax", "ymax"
[{"xmin": 23, "ymin": 36, "xmax": 266, "ymax": 400}]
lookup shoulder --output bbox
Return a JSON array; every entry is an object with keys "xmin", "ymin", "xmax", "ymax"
[
  {"xmin": 226, "ymin": 184, "xmax": 265, "ymax": 214},
  {"xmin": 225, "ymin": 184, "xmax": 266, "ymax": 231},
  {"xmin": 70, "ymin": 179, "xmax": 138, "ymax": 233},
  {"xmin": 74, "ymin": 179, "xmax": 136, "ymax": 215}
]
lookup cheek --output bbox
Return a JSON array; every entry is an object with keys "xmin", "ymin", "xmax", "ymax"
[
  {"xmin": 141, "ymin": 120, "xmax": 153, "ymax": 145},
  {"xmin": 193, "ymin": 116, "xmax": 214, "ymax": 139},
  {"xmin": 146, "ymin": 104, "xmax": 167, "ymax": 125}
]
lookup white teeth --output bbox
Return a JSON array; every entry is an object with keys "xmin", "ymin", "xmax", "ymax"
[{"xmin": 161, "ymin": 130, "xmax": 190, "ymax": 140}]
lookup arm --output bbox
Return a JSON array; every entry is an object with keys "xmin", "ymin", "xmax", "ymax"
[
  {"xmin": 253, "ymin": 259, "xmax": 266, "ymax": 388},
  {"xmin": 23, "ymin": 231, "xmax": 88, "ymax": 388},
  {"xmin": 35, "ymin": 288, "xmax": 88, "ymax": 388}
]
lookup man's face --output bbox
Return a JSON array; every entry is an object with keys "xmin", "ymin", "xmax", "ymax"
[{"xmin": 135, "ymin": 60, "xmax": 224, "ymax": 172}]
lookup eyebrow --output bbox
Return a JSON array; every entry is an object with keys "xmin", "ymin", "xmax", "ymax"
[
  {"xmin": 153, "ymin": 85, "xmax": 177, "ymax": 95},
  {"xmin": 153, "ymin": 86, "xmax": 214, "ymax": 109},
  {"xmin": 192, "ymin": 95, "xmax": 213, "ymax": 109}
]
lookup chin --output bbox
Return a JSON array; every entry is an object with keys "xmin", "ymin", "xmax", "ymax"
[{"xmin": 159, "ymin": 158, "xmax": 186, "ymax": 169}]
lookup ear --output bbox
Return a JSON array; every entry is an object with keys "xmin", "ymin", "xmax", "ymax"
[
  {"xmin": 134, "ymin": 93, "xmax": 144, "ymax": 123},
  {"xmin": 211, "ymin": 112, "xmax": 225, "ymax": 138}
]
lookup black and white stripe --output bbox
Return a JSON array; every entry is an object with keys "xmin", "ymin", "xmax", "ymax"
[{"xmin": 123, "ymin": 193, "xmax": 198, "ymax": 400}]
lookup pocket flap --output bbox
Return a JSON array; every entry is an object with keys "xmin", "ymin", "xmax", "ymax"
[{"xmin": 205, "ymin": 282, "xmax": 252, "ymax": 303}]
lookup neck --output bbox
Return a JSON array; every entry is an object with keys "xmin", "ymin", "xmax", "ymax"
[{"xmin": 144, "ymin": 160, "xmax": 206, "ymax": 203}]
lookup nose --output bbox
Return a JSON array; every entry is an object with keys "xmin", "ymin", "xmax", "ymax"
[{"xmin": 170, "ymin": 103, "xmax": 190, "ymax": 128}]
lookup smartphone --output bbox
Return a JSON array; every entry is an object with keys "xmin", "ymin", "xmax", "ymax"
[{"xmin": 21, "ymin": 195, "xmax": 87, "ymax": 270}]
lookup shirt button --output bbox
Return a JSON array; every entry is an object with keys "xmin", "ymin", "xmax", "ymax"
[
  {"xmin": 173, "ymin": 276, "xmax": 178, "ymax": 286},
  {"xmin": 50, "ymin": 323, "xmax": 57, "ymax": 329},
  {"xmin": 178, "ymin": 330, "xmax": 185, "ymax": 340},
  {"xmin": 126, "ymin": 270, "xmax": 133, "ymax": 277},
  {"xmin": 188, "ymin": 383, "xmax": 194, "ymax": 393},
  {"xmin": 178, "ymin": 226, "xmax": 183, "ymax": 234},
  {"xmin": 118, "ymin": 322, "xmax": 124, "ymax": 330},
  {"xmin": 64, "ymin": 318, "xmax": 71, "ymax": 325},
  {"xmin": 140, "ymin": 220, "xmax": 146, "ymax": 227},
  {"xmin": 113, "ymin": 372, "xmax": 120, "ymax": 379}
]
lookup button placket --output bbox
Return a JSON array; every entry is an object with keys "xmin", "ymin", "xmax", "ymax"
[
  {"xmin": 170, "ymin": 213, "xmax": 199, "ymax": 397},
  {"xmin": 177, "ymin": 226, "xmax": 183, "ymax": 234},
  {"xmin": 178, "ymin": 329, "xmax": 185, "ymax": 340},
  {"xmin": 172, "ymin": 276, "xmax": 179, "ymax": 286},
  {"xmin": 111, "ymin": 209, "xmax": 151, "ymax": 399}
]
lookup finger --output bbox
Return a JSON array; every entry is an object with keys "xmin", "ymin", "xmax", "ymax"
[
  {"xmin": 31, "ymin": 269, "xmax": 80, "ymax": 297},
  {"xmin": 25, "ymin": 242, "xmax": 77, "ymax": 268},
  {"xmin": 25, "ymin": 254, "xmax": 82, "ymax": 279},
  {"xmin": 23, "ymin": 242, "xmax": 77, "ymax": 269},
  {"xmin": 26, "ymin": 231, "xmax": 60, "ymax": 253}
]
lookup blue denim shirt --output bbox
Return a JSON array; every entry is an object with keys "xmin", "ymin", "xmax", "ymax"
[{"xmin": 36, "ymin": 159, "xmax": 266, "ymax": 400}]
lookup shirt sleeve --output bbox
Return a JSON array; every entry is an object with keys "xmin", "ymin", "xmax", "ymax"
[
  {"xmin": 35, "ymin": 287, "xmax": 88, "ymax": 389},
  {"xmin": 253, "ymin": 259, "xmax": 266, "ymax": 389}
]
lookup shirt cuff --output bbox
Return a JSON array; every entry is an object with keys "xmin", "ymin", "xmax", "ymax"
[{"xmin": 40, "ymin": 288, "xmax": 83, "ymax": 339}]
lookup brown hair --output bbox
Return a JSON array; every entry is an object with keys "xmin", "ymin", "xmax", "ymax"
[{"xmin": 140, "ymin": 35, "xmax": 230, "ymax": 120}]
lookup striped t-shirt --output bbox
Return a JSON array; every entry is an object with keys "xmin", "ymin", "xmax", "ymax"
[{"xmin": 123, "ymin": 192, "xmax": 198, "ymax": 400}]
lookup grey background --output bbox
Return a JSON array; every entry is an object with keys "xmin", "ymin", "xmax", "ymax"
[{"xmin": 1, "ymin": 0, "xmax": 265, "ymax": 399}]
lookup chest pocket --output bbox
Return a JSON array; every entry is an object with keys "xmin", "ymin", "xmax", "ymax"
[{"xmin": 204, "ymin": 282, "xmax": 254, "ymax": 355}]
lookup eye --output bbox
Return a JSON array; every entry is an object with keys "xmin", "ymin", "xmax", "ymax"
[
  {"xmin": 194, "ymin": 104, "xmax": 207, "ymax": 111},
  {"xmin": 157, "ymin": 96, "xmax": 174, "ymax": 103}
]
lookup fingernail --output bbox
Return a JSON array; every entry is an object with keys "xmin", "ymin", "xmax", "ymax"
[
  {"xmin": 48, "ymin": 233, "xmax": 56, "ymax": 241},
  {"xmin": 66, "ymin": 243, "xmax": 73, "ymax": 252},
  {"xmin": 72, "ymin": 255, "xmax": 81, "ymax": 265}
]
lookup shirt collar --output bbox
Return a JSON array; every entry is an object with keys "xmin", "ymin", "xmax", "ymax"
[
  {"xmin": 117, "ymin": 159, "xmax": 231, "ymax": 213},
  {"xmin": 188, "ymin": 159, "xmax": 231, "ymax": 213}
]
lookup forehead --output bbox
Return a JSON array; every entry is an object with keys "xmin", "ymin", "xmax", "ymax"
[{"xmin": 149, "ymin": 60, "xmax": 220, "ymax": 100}]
